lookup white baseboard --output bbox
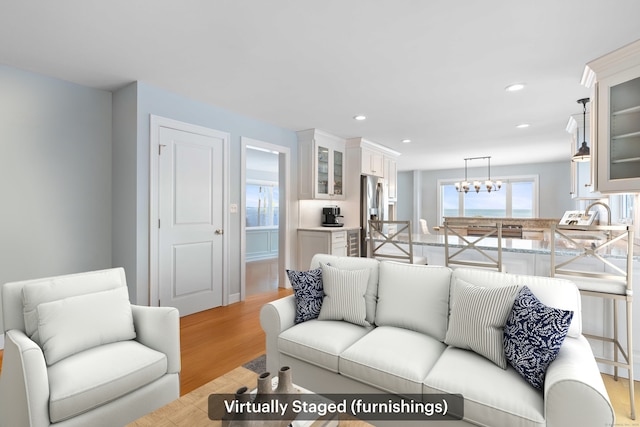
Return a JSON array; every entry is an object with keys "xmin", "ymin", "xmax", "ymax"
[
  {"xmin": 0, "ymin": 333, "xmax": 4, "ymax": 350},
  {"xmin": 228, "ymin": 292, "xmax": 240, "ymax": 304}
]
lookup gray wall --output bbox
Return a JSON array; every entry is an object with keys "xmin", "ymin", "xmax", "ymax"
[
  {"xmin": 398, "ymin": 161, "xmax": 573, "ymax": 231},
  {"xmin": 0, "ymin": 65, "xmax": 113, "ymax": 285},
  {"xmin": 1, "ymin": 64, "xmax": 298, "ymax": 313},
  {"xmin": 0, "ymin": 65, "xmax": 112, "ymax": 337}
]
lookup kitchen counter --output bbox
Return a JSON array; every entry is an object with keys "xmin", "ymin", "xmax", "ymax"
[
  {"xmin": 398, "ymin": 233, "xmax": 640, "ymax": 261},
  {"xmin": 298, "ymin": 226, "xmax": 360, "ymax": 232}
]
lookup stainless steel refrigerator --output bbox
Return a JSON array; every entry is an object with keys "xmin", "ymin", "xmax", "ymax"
[{"xmin": 360, "ymin": 175, "xmax": 387, "ymax": 256}]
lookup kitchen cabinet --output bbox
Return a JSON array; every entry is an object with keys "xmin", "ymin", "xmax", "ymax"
[
  {"xmin": 346, "ymin": 137, "xmax": 397, "ymax": 178},
  {"xmin": 361, "ymin": 147, "xmax": 384, "ymax": 177},
  {"xmin": 385, "ymin": 156, "xmax": 398, "ymax": 201},
  {"xmin": 297, "ymin": 228, "xmax": 359, "ymax": 270},
  {"xmin": 583, "ymin": 39, "xmax": 640, "ymax": 193},
  {"xmin": 297, "ymin": 129, "xmax": 345, "ymax": 200},
  {"xmin": 567, "ymin": 112, "xmax": 601, "ymax": 199}
]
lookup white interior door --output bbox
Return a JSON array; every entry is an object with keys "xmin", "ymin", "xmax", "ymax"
[{"xmin": 158, "ymin": 125, "xmax": 226, "ymax": 316}]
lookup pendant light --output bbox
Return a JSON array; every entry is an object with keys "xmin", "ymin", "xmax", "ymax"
[{"xmin": 572, "ymin": 98, "xmax": 590, "ymax": 162}]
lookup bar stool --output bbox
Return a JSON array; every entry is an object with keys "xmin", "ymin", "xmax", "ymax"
[
  {"xmin": 444, "ymin": 218, "xmax": 504, "ymax": 272},
  {"xmin": 368, "ymin": 220, "xmax": 428, "ymax": 264},
  {"xmin": 550, "ymin": 223, "xmax": 635, "ymax": 420}
]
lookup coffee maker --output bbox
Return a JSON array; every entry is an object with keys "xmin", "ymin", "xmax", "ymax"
[{"xmin": 322, "ymin": 206, "xmax": 344, "ymax": 227}]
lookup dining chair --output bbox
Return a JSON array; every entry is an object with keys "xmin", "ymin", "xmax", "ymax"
[{"xmin": 368, "ymin": 220, "xmax": 428, "ymax": 264}]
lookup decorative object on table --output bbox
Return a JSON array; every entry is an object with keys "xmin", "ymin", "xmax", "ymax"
[
  {"xmin": 276, "ymin": 366, "xmax": 295, "ymax": 394},
  {"xmin": 454, "ymin": 156, "xmax": 502, "ymax": 193},
  {"xmin": 223, "ymin": 366, "xmax": 298, "ymax": 427},
  {"xmin": 558, "ymin": 210, "xmax": 597, "ymax": 226}
]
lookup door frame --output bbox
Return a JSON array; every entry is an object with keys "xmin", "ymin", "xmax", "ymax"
[
  {"xmin": 240, "ymin": 137, "xmax": 290, "ymax": 300},
  {"xmin": 149, "ymin": 115, "xmax": 230, "ymax": 307}
]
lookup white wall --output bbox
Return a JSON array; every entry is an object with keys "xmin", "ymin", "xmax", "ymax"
[
  {"xmin": 398, "ymin": 161, "xmax": 573, "ymax": 229},
  {"xmin": 0, "ymin": 65, "xmax": 113, "ymax": 337}
]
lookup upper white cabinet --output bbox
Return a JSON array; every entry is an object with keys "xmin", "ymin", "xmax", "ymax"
[
  {"xmin": 361, "ymin": 146, "xmax": 384, "ymax": 177},
  {"xmin": 346, "ymin": 137, "xmax": 400, "ymax": 178},
  {"xmin": 297, "ymin": 129, "xmax": 345, "ymax": 200},
  {"xmin": 385, "ymin": 156, "xmax": 398, "ymax": 201},
  {"xmin": 583, "ymin": 39, "xmax": 640, "ymax": 193}
]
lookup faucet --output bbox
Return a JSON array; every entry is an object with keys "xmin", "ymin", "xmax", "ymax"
[
  {"xmin": 584, "ymin": 201, "xmax": 611, "ymax": 226},
  {"xmin": 584, "ymin": 201, "xmax": 612, "ymax": 241}
]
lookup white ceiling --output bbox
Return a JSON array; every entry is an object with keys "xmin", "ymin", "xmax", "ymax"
[{"xmin": 2, "ymin": 1, "xmax": 640, "ymax": 171}]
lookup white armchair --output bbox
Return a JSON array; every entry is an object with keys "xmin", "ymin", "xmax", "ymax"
[{"xmin": 0, "ymin": 268, "xmax": 180, "ymax": 427}]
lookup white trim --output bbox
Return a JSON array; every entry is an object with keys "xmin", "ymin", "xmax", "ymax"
[
  {"xmin": 149, "ymin": 115, "xmax": 230, "ymax": 307},
  {"xmin": 241, "ymin": 137, "xmax": 291, "ymax": 299}
]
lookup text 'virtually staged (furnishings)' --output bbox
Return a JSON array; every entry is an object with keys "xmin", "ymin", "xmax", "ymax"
[
  {"xmin": 0, "ymin": 268, "xmax": 181, "ymax": 427},
  {"xmin": 261, "ymin": 254, "xmax": 615, "ymax": 427}
]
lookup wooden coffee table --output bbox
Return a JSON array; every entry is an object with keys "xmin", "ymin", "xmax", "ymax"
[{"xmin": 128, "ymin": 366, "xmax": 373, "ymax": 426}]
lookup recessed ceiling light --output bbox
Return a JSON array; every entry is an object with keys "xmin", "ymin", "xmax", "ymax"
[
  {"xmin": 353, "ymin": 115, "xmax": 367, "ymax": 121},
  {"xmin": 505, "ymin": 83, "xmax": 526, "ymax": 92},
  {"xmin": 401, "ymin": 139, "xmax": 411, "ymax": 144},
  {"xmin": 516, "ymin": 123, "xmax": 530, "ymax": 128}
]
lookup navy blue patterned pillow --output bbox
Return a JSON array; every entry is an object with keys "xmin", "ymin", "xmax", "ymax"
[
  {"xmin": 503, "ymin": 286, "xmax": 573, "ymax": 389},
  {"xmin": 286, "ymin": 268, "xmax": 324, "ymax": 324}
]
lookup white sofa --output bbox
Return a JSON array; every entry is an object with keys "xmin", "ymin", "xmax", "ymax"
[
  {"xmin": 0, "ymin": 268, "xmax": 180, "ymax": 427},
  {"xmin": 260, "ymin": 254, "xmax": 615, "ymax": 427}
]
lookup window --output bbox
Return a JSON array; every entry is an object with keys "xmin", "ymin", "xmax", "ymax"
[
  {"xmin": 438, "ymin": 176, "xmax": 538, "ymax": 223},
  {"xmin": 246, "ymin": 183, "xmax": 279, "ymax": 227}
]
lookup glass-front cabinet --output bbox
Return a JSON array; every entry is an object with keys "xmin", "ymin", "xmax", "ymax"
[
  {"xmin": 315, "ymin": 143, "xmax": 344, "ymax": 198},
  {"xmin": 584, "ymin": 39, "xmax": 640, "ymax": 193},
  {"xmin": 297, "ymin": 129, "xmax": 346, "ymax": 200}
]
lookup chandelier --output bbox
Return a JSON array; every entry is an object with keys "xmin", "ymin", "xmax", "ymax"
[{"xmin": 454, "ymin": 156, "xmax": 502, "ymax": 193}]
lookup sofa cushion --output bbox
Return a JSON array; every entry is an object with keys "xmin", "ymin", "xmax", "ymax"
[
  {"xmin": 286, "ymin": 268, "xmax": 324, "ymax": 324},
  {"xmin": 444, "ymin": 279, "xmax": 518, "ymax": 369},
  {"xmin": 451, "ymin": 267, "xmax": 582, "ymax": 337},
  {"xmin": 425, "ymin": 346, "xmax": 544, "ymax": 427},
  {"xmin": 310, "ymin": 254, "xmax": 379, "ymax": 325},
  {"xmin": 340, "ymin": 326, "xmax": 446, "ymax": 395},
  {"xmin": 37, "ymin": 286, "xmax": 136, "ymax": 365},
  {"xmin": 278, "ymin": 319, "xmax": 372, "ymax": 372},
  {"xmin": 47, "ymin": 340, "xmax": 167, "ymax": 423},
  {"xmin": 504, "ymin": 286, "xmax": 573, "ymax": 389},
  {"xmin": 318, "ymin": 263, "xmax": 370, "ymax": 327},
  {"xmin": 375, "ymin": 262, "xmax": 451, "ymax": 339}
]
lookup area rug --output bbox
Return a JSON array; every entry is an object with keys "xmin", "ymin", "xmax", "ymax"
[{"xmin": 242, "ymin": 354, "xmax": 266, "ymax": 374}]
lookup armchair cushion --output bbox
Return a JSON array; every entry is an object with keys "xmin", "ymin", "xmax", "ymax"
[
  {"xmin": 47, "ymin": 340, "xmax": 167, "ymax": 423},
  {"xmin": 21, "ymin": 268, "xmax": 126, "ymax": 344},
  {"xmin": 37, "ymin": 286, "xmax": 136, "ymax": 365}
]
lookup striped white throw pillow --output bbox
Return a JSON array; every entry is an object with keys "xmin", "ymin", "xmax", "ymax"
[
  {"xmin": 318, "ymin": 263, "xmax": 370, "ymax": 327},
  {"xmin": 444, "ymin": 280, "xmax": 519, "ymax": 369}
]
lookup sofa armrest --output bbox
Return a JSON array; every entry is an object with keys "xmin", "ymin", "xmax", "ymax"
[
  {"xmin": 260, "ymin": 295, "xmax": 296, "ymax": 373},
  {"xmin": 131, "ymin": 305, "xmax": 181, "ymax": 375},
  {"xmin": 544, "ymin": 335, "xmax": 614, "ymax": 427},
  {"xmin": 0, "ymin": 329, "xmax": 50, "ymax": 427}
]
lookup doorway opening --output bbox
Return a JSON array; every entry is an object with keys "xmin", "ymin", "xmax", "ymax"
[{"xmin": 240, "ymin": 138, "xmax": 290, "ymax": 299}]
